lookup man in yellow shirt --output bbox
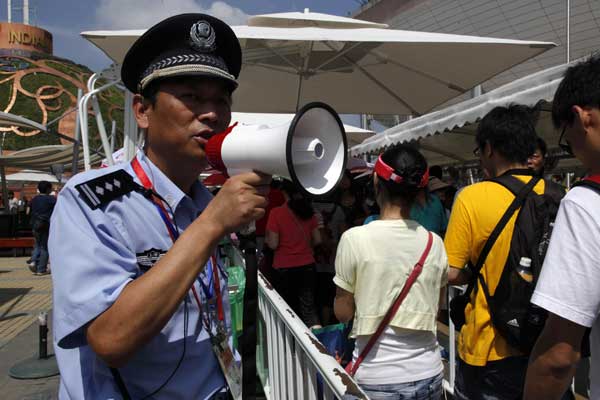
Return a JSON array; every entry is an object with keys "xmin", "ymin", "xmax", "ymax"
[{"xmin": 445, "ymin": 105, "xmax": 543, "ymax": 399}]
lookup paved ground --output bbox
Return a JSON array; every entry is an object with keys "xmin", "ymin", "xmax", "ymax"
[{"xmin": 0, "ymin": 257, "xmax": 58, "ymax": 400}]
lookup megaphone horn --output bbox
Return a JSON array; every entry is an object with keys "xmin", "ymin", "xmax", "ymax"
[{"xmin": 206, "ymin": 102, "xmax": 348, "ymax": 198}]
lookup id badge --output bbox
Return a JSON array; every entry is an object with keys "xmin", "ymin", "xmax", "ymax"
[{"xmin": 211, "ymin": 331, "xmax": 242, "ymax": 400}]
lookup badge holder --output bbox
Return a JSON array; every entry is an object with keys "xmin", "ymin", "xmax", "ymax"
[{"xmin": 210, "ymin": 323, "xmax": 242, "ymax": 400}]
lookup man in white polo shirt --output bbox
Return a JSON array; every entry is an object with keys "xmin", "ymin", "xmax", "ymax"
[{"xmin": 524, "ymin": 55, "xmax": 600, "ymax": 400}]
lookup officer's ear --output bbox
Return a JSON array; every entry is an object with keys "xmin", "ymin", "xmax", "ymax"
[{"xmin": 133, "ymin": 94, "xmax": 151, "ymax": 129}]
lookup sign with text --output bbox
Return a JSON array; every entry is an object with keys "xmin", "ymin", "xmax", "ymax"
[{"xmin": 0, "ymin": 23, "xmax": 53, "ymax": 55}]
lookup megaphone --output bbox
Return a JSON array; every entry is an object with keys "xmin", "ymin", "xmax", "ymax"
[{"xmin": 206, "ymin": 102, "xmax": 347, "ymax": 198}]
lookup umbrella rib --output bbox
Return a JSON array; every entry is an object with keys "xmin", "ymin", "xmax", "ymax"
[
  {"xmin": 370, "ymin": 49, "xmax": 468, "ymax": 93},
  {"xmin": 343, "ymin": 54, "xmax": 421, "ymax": 116},
  {"xmin": 418, "ymin": 143, "xmax": 467, "ymax": 162},
  {"xmin": 244, "ymin": 62, "xmax": 299, "ymax": 75},
  {"xmin": 320, "ymin": 42, "xmax": 421, "ymax": 115},
  {"xmin": 313, "ymin": 42, "xmax": 363, "ymax": 71},
  {"xmin": 257, "ymin": 42, "xmax": 301, "ymax": 73}
]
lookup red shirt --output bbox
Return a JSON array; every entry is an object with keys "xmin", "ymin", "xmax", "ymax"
[
  {"xmin": 266, "ymin": 204, "xmax": 318, "ymax": 269},
  {"xmin": 255, "ymin": 188, "xmax": 286, "ymax": 236}
]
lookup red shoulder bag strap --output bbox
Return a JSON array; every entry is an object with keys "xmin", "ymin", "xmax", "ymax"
[{"xmin": 345, "ymin": 231, "xmax": 434, "ymax": 377}]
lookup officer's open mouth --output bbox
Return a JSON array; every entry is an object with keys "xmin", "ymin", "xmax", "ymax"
[{"xmin": 192, "ymin": 130, "xmax": 214, "ymax": 148}]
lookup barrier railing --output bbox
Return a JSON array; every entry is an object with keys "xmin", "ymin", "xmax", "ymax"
[
  {"xmin": 444, "ymin": 286, "xmax": 459, "ymax": 396},
  {"xmin": 256, "ymin": 271, "xmax": 368, "ymax": 399},
  {"xmin": 221, "ymin": 243, "xmax": 367, "ymax": 399}
]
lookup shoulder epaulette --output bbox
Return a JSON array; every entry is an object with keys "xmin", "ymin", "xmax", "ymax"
[{"xmin": 75, "ymin": 169, "xmax": 140, "ymax": 210}]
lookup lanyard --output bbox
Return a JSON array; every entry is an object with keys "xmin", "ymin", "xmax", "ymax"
[{"xmin": 130, "ymin": 157, "xmax": 224, "ymax": 325}]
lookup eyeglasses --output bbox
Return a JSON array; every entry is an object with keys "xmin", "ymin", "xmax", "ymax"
[
  {"xmin": 558, "ymin": 125, "xmax": 574, "ymax": 156},
  {"xmin": 473, "ymin": 146, "xmax": 481, "ymax": 157}
]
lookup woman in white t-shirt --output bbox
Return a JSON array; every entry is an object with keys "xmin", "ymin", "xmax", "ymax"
[{"xmin": 334, "ymin": 145, "xmax": 449, "ymax": 400}]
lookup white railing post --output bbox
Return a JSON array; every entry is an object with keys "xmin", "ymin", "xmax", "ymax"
[
  {"xmin": 256, "ymin": 270, "xmax": 368, "ymax": 399},
  {"xmin": 78, "ymin": 76, "xmax": 121, "ymax": 170},
  {"xmin": 444, "ymin": 286, "xmax": 459, "ymax": 396}
]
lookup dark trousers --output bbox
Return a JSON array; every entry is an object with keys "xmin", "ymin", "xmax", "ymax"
[
  {"xmin": 273, "ymin": 264, "xmax": 320, "ymax": 327},
  {"xmin": 32, "ymin": 221, "xmax": 49, "ymax": 273},
  {"xmin": 454, "ymin": 356, "xmax": 575, "ymax": 400}
]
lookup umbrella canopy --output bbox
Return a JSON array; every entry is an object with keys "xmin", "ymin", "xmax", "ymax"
[
  {"xmin": 4, "ymin": 169, "xmax": 59, "ymax": 183},
  {"xmin": 232, "ymin": 112, "xmax": 374, "ymax": 148},
  {"xmin": 350, "ymin": 62, "xmax": 581, "ymax": 171},
  {"xmin": 248, "ymin": 10, "xmax": 388, "ymax": 29},
  {"xmin": 0, "ymin": 145, "xmax": 101, "ymax": 170},
  {"xmin": 82, "ymin": 12, "xmax": 555, "ymax": 115}
]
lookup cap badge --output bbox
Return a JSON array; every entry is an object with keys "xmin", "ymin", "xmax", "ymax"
[{"xmin": 190, "ymin": 20, "xmax": 216, "ymax": 53}]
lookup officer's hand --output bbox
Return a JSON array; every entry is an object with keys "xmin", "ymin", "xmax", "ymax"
[{"xmin": 202, "ymin": 172, "xmax": 271, "ymax": 234}]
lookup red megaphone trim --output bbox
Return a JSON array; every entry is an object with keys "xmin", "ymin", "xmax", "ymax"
[{"xmin": 205, "ymin": 122, "xmax": 238, "ymax": 174}]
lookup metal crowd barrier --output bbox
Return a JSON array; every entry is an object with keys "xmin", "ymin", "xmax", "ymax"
[
  {"xmin": 256, "ymin": 271, "xmax": 368, "ymax": 399},
  {"xmin": 222, "ymin": 243, "xmax": 367, "ymax": 399}
]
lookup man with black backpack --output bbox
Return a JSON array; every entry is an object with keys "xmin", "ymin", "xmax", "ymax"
[
  {"xmin": 524, "ymin": 55, "xmax": 600, "ymax": 400},
  {"xmin": 445, "ymin": 104, "xmax": 565, "ymax": 399}
]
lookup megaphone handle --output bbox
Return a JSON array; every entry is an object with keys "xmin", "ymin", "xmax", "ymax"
[{"xmin": 239, "ymin": 221, "xmax": 256, "ymax": 236}]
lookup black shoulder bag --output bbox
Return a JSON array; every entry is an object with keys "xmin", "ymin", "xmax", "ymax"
[{"xmin": 449, "ymin": 175, "xmax": 540, "ymax": 330}]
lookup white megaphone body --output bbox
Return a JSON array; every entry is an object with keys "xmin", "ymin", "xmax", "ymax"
[{"xmin": 205, "ymin": 102, "xmax": 348, "ymax": 198}]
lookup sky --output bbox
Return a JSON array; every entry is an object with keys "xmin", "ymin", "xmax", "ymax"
[{"xmin": 1, "ymin": 0, "xmax": 365, "ymax": 72}]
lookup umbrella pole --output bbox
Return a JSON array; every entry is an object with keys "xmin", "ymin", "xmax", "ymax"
[
  {"xmin": 0, "ymin": 132, "xmax": 8, "ymax": 210},
  {"xmin": 295, "ymin": 75, "xmax": 304, "ymax": 112},
  {"xmin": 239, "ymin": 233, "xmax": 258, "ymax": 400},
  {"xmin": 1, "ymin": 166, "xmax": 8, "ymax": 210}
]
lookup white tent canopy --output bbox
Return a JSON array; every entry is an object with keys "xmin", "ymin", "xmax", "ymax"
[
  {"xmin": 3, "ymin": 170, "xmax": 59, "ymax": 183},
  {"xmin": 351, "ymin": 62, "xmax": 572, "ymax": 166},
  {"xmin": 82, "ymin": 15, "xmax": 554, "ymax": 115},
  {"xmin": 0, "ymin": 145, "xmax": 101, "ymax": 170}
]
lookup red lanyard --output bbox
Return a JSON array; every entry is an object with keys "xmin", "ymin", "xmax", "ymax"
[{"xmin": 130, "ymin": 157, "xmax": 224, "ymax": 323}]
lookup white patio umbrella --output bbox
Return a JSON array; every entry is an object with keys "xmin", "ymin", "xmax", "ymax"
[
  {"xmin": 4, "ymin": 170, "xmax": 59, "ymax": 183},
  {"xmin": 0, "ymin": 111, "xmax": 48, "ymax": 209},
  {"xmin": 81, "ymin": 11, "xmax": 555, "ymax": 115}
]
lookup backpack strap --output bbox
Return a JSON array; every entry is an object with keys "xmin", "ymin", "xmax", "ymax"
[
  {"xmin": 461, "ymin": 175, "xmax": 541, "ymax": 302},
  {"xmin": 345, "ymin": 231, "xmax": 434, "ymax": 377}
]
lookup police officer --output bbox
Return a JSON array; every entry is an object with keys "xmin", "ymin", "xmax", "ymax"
[{"xmin": 49, "ymin": 14, "xmax": 268, "ymax": 399}]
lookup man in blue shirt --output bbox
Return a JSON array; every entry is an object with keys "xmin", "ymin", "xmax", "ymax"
[{"xmin": 49, "ymin": 14, "xmax": 269, "ymax": 399}]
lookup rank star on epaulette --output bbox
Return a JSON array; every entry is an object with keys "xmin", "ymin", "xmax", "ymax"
[
  {"xmin": 136, "ymin": 248, "xmax": 167, "ymax": 272},
  {"xmin": 75, "ymin": 169, "xmax": 140, "ymax": 210}
]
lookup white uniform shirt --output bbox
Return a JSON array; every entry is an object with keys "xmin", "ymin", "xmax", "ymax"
[{"xmin": 531, "ymin": 185, "xmax": 600, "ymax": 400}]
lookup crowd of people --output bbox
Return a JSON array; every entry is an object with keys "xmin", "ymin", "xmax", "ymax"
[
  {"xmin": 38, "ymin": 11, "xmax": 598, "ymax": 400},
  {"xmin": 257, "ymin": 56, "xmax": 600, "ymax": 400}
]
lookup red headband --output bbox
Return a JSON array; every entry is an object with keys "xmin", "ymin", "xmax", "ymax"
[{"xmin": 374, "ymin": 155, "xmax": 429, "ymax": 188}]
